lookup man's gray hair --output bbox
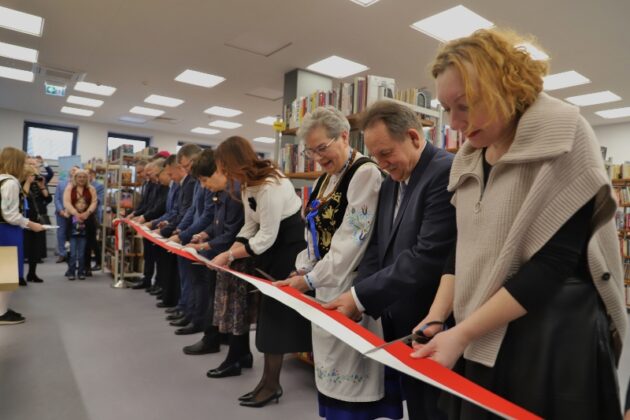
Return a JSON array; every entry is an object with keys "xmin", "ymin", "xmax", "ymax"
[
  {"xmin": 361, "ymin": 100, "xmax": 423, "ymax": 141},
  {"xmin": 177, "ymin": 143, "xmax": 203, "ymax": 163},
  {"xmin": 297, "ymin": 106, "xmax": 351, "ymax": 142}
]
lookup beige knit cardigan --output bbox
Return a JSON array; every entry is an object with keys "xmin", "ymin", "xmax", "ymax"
[{"xmin": 448, "ymin": 92, "xmax": 627, "ymax": 367}]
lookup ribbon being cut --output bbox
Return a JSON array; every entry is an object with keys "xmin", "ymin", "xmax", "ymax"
[{"xmin": 115, "ymin": 218, "xmax": 539, "ymax": 420}]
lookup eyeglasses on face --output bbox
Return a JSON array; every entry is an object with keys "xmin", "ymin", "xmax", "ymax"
[{"xmin": 302, "ymin": 136, "xmax": 338, "ymax": 158}]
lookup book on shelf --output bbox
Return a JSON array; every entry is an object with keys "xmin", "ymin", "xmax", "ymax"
[
  {"xmin": 280, "ymin": 143, "xmax": 321, "ymax": 174},
  {"xmin": 614, "ymin": 186, "xmax": 630, "ymax": 205},
  {"xmin": 295, "ymin": 185, "xmax": 314, "ymax": 211}
]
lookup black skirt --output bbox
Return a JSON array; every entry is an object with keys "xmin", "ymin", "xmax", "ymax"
[
  {"xmin": 254, "ymin": 211, "xmax": 312, "ymax": 354},
  {"xmin": 441, "ymin": 276, "xmax": 622, "ymax": 420}
]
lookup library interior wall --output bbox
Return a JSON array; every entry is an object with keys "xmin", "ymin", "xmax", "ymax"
[
  {"xmin": 594, "ymin": 122, "xmax": 630, "ymax": 164},
  {"xmin": 0, "ymin": 107, "xmax": 226, "ymax": 161}
]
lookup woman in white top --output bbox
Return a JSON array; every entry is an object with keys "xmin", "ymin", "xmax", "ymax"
[
  {"xmin": 0, "ymin": 147, "xmax": 45, "ymax": 325},
  {"xmin": 212, "ymin": 136, "xmax": 311, "ymax": 408},
  {"xmin": 275, "ymin": 107, "xmax": 402, "ymax": 420}
]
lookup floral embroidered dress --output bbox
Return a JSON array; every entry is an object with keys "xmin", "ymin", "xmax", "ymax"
[{"xmin": 294, "ymin": 151, "xmax": 388, "ymax": 409}]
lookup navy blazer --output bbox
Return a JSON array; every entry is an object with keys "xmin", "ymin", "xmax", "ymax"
[
  {"xmin": 142, "ymin": 184, "xmax": 169, "ymax": 221},
  {"xmin": 354, "ymin": 142, "xmax": 456, "ymax": 339},
  {"xmin": 178, "ymin": 181, "xmax": 215, "ymax": 244},
  {"xmin": 151, "ymin": 182, "xmax": 180, "ymax": 228},
  {"xmin": 134, "ymin": 181, "xmax": 156, "ymax": 216},
  {"xmin": 200, "ymin": 187, "xmax": 244, "ymax": 259}
]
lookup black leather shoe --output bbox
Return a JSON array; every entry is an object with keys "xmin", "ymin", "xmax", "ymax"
[
  {"xmin": 175, "ymin": 325, "xmax": 203, "ymax": 335},
  {"xmin": 240, "ymin": 353, "xmax": 253, "ymax": 369},
  {"xmin": 19, "ymin": 277, "xmax": 27, "ymax": 286},
  {"xmin": 239, "ymin": 387, "xmax": 283, "ymax": 407},
  {"xmin": 156, "ymin": 302, "xmax": 175, "ymax": 308},
  {"xmin": 150, "ymin": 287, "xmax": 163, "ymax": 296},
  {"xmin": 183, "ymin": 339, "xmax": 220, "ymax": 355},
  {"xmin": 166, "ymin": 312, "xmax": 184, "ymax": 321},
  {"xmin": 27, "ymin": 275, "xmax": 43, "ymax": 283},
  {"xmin": 132, "ymin": 282, "xmax": 149, "ymax": 290},
  {"xmin": 165, "ymin": 307, "xmax": 179, "ymax": 314},
  {"xmin": 207, "ymin": 361, "xmax": 241, "ymax": 378},
  {"xmin": 169, "ymin": 317, "xmax": 190, "ymax": 327}
]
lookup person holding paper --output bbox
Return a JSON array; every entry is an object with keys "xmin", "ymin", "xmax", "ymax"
[
  {"xmin": 212, "ymin": 136, "xmax": 311, "ymax": 408},
  {"xmin": 410, "ymin": 29, "xmax": 627, "ymax": 419},
  {"xmin": 273, "ymin": 107, "xmax": 402, "ymax": 420},
  {"xmin": 22, "ymin": 164, "xmax": 52, "ymax": 283},
  {"xmin": 0, "ymin": 147, "xmax": 45, "ymax": 325}
]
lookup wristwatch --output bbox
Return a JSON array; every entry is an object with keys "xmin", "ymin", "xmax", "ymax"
[{"xmin": 227, "ymin": 250, "xmax": 235, "ymax": 264}]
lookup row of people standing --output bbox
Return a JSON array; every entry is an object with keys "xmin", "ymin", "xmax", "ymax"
[{"xmin": 122, "ymin": 28, "xmax": 627, "ymax": 420}]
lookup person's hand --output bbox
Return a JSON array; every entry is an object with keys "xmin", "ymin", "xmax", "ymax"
[
  {"xmin": 167, "ymin": 235, "xmax": 181, "ymax": 244},
  {"xmin": 24, "ymin": 174, "xmax": 35, "ymax": 186},
  {"xmin": 275, "ymin": 275, "xmax": 310, "ymax": 293},
  {"xmin": 59, "ymin": 210, "xmax": 68, "ymax": 218},
  {"xmin": 210, "ymin": 252, "xmax": 230, "ymax": 268},
  {"xmin": 36, "ymin": 178, "xmax": 46, "ymax": 189},
  {"xmin": 157, "ymin": 221, "xmax": 168, "ymax": 229},
  {"xmin": 322, "ymin": 291, "xmax": 362, "ymax": 321},
  {"xmin": 143, "ymin": 221, "xmax": 152, "ymax": 228},
  {"xmin": 409, "ymin": 327, "xmax": 468, "ymax": 369},
  {"xmin": 186, "ymin": 243, "xmax": 206, "ymax": 251},
  {"xmin": 29, "ymin": 222, "xmax": 45, "ymax": 232},
  {"xmin": 412, "ymin": 315, "xmax": 446, "ymax": 340},
  {"xmin": 173, "ymin": 228, "xmax": 180, "ymax": 235},
  {"xmin": 133, "ymin": 215, "xmax": 145, "ymax": 223}
]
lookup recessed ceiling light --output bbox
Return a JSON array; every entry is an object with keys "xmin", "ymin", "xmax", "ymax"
[
  {"xmin": 595, "ymin": 107, "xmax": 630, "ymax": 119},
  {"xmin": 119, "ymin": 116, "xmax": 148, "ymax": 124},
  {"xmin": 543, "ymin": 71, "xmax": 590, "ymax": 91},
  {"xmin": 67, "ymin": 95, "xmax": 103, "ymax": 108},
  {"xmin": 410, "ymin": 5, "xmax": 494, "ymax": 42},
  {"xmin": 256, "ymin": 116, "xmax": 278, "ymax": 126},
  {"xmin": 349, "ymin": 0, "xmax": 380, "ymax": 7},
  {"xmin": 74, "ymin": 81, "xmax": 117, "ymax": 96},
  {"xmin": 516, "ymin": 43, "xmax": 549, "ymax": 61},
  {"xmin": 144, "ymin": 94, "xmax": 184, "ymax": 107},
  {"xmin": 130, "ymin": 106, "xmax": 164, "ymax": 117},
  {"xmin": 307, "ymin": 55, "xmax": 369, "ymax": 79},
  {"xmin": 61, "ymin": 106, "xmax": 94, "ymax": 117},
  {"xmin": 204, "ymin": 106, "xmax": 242, "ymax": 117},
  {"xmin": 0, "ymin": 41, "xmax": 38, "ymax": 63},
  {"xmin": 0, "ymin": 65, "xmax": 34, "ymax": 82},
  {"xmin": 209, "ymin": 120, "xmax": 242, "ymax": 129},
  {"xmin": 565, "ymin": 91, "xmax": 621, "ymax": 107},
  {"xmin": 191, "ymin": 127, "xmax": 221, "ymax": 135},
  {"xmin": 0, "ymin": 5, "xmax": 44, "ymax": 36},
  {"xmin": 175, "ymin": 69, "xmax": 225, "ymax": 88},
  {"xmin": 253, "ymin": 137, "xmax": 276, "ymax": 143}
]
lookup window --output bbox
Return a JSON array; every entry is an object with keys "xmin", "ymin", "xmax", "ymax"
[
  {"xmin": 23, "ymin": 122, "xmax": 78, "ymax": 161},
  {"xmin": 107, "ymin": 132, "xmax": 150, "ymax": 154}
]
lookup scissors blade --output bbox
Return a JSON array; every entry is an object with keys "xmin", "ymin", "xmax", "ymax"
[{"xmin": 363, "ymin": 334, "xmax": 414, "ymax": 356}]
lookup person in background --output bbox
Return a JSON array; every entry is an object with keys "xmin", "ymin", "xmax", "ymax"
[
  {"xmin": 411, "ymin": 29, "xmax": 627, "ymax": 419},
  {"xmin": 34, "ymin": 155, "xmax": 54, "ymax": 184},
  {"xmin": 0, "ymin": 147, "xmax": 45, "ymax": 325},
  {"xmin": 212, "ymin": 136, "xmax": 311, "ymax": 408},
  {"xmin": 23, "ymin": 164, "xmax": 52, "ymax": 283},
  {"xmin": 63, "ymin": 170, "xmax": 97, "ymax": 280},
  {"xmin": 324, "ymin": 100, "xmax": 456, "ymax": 420},
  {"xmin": 66, "ymin": 197, "xmax": 88, "ymax": 280},
  {"xmin": 30, "ymin": 156, "xmax": 53, "ymax": 260},
  {"xmin": 54, "ymin": 165, "xmax": 79, "ymax": 263},
  {"xmin": 88, "ymin": 168, "xmax": 104, "ymax": 271},
  {"xmin": 273, "ymin": 107, "xmax": 400, "ymax": 420},
  {"xmin": 183, "ymin": 149, "xmax": 248, "ymax": 375}
]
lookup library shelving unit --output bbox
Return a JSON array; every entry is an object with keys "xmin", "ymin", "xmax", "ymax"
[
  {"xmin": 102, "ymin": 152, "xmax": 144, "ymax": 288},
  {"xmin": 612, "ymin": 178, "xmax": 630, "ymax": 311}
]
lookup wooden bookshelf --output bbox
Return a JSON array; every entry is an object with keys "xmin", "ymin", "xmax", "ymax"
[{"xmin": 286, "ymin": 171, "xmax": 323, "ymax": 180}]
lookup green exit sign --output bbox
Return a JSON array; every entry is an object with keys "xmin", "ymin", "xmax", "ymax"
[{"xmin": 44, "ymin": 82, "xmax": 66, "ymax": 97}]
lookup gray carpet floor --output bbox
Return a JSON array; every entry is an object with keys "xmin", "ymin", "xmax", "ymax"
[{"xmin": 1, "ymin": 261, "xmax": 629, "ymax": 420}]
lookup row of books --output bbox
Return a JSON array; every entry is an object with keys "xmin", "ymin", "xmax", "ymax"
[
  {"xmin": 613, "ymin": 187, "xmax": 630, "ymax": 206},
  {"xmin": 295, "ymin": 186, "xmax": 314, "ymax": 211},
  {"xmin": 619, "ymin": 238, "xmax": 630, "ymax": 257},
  {"xmin": 607, "ymin": 162, "xmax": 630, "ymax": 180},
  {"xmin": 615, "ymin": 209, "xmax": 630, "ymax": 230}
]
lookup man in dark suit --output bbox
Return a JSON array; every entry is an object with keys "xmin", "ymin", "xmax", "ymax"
[{"xmin": 325, "ymin": 100, "xmax": 456, "ymax": 420}]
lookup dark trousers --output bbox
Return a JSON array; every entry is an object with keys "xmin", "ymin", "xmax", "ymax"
[
  {"xmin": 84, "ymin": 216, "xmax": 100, "ymax": 270},
  {"xmin": 142, "ymin": 238, "xmax": 156, "ymax": 285},
  {"xmin": 189, "ymin": 266, "xmax": 215, "ymax": 329},
  {"xmin": 156, "ymin": 248, "xmax": 179, "ymax": 305},
  {"xmin": 177, "ymin": 257, "xmax": 192, "ymax": 317}
]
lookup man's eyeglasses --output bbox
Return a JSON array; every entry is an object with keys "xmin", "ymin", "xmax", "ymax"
[{"xmin": 302, "ymin": 137, "xmax": 338, "ymax": 158}]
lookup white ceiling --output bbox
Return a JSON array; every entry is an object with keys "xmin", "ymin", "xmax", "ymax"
[{"xmin": 0, "ymin": 0, "xmax": 629, "ymax": 152}]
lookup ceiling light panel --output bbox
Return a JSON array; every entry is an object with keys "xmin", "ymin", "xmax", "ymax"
[
  {"xmin": 0, "ymin": 65, "xmax": 34, "ymax": 82},
  {"xmin": 192, "ymin": 127, "xmax": 221, "ymax": 135},
  {"xmin": 74, "ymin": 81, "xmax": 117, "ymax": 96},
  {"xmin": 306, "ymin": 55, "xmax": 369, "ymax": 79},
  {"xmin": 208, "ymin": 120, "xmax": 242, "ymax": 129},
  {"xmin": 204, "ymin": 106, "xmax": 242, "ymax": 117},
  {"xmin": 119, "ymin": 116, "xmax": 148, "ymax": 124},
  {"xmin": 516, "ymin": 43, "xmax": 549, "ymax": 61},
  {"xmin": 61, "ymin": 106, "xmax": 93, "ymax": 117},
  {"xmin": 0, "ymin": 5, "xmax": 44, "ymax": 36},
  {"xmin": 256, "ymin": 116, "xmax": 277, "ymax": 126},
  {"xmin": 67, "ymin": 95, "xmax": 103, "ymax": 108},
  {"xmin": 543, "ymin": 71, "xmax": 590, "ymax": 91},
  {"xmin": 253, "ymin": 137, "xmax": 276, "ymax": 143},
  {"xmin": 130, "ymin": 106, "xmax": 164, "ymax": 117},
  {"xmin": 410, "ymin": 5, "xmax": 494, "ymax": 42},
  {"xmin": 175, "ymin": 69, "xmax": 225, "ymax": 88},
  {"xmin": 144, "ymin": 94, "xmax": 184, "ymax": 107},
  {"xmin": 565, "ymin": 91, "xmax": 621, "ymax": 107},
  {"xmin": 0, "ymin": 41, "xmax": 38, "ymax": 63},
  {"xmin": 595, "ymin": 107, "xmax": 630, "ymax": 119},
  {"xmin": 349, "ymin": 0, "xmax": 380, "ymax": 7}
]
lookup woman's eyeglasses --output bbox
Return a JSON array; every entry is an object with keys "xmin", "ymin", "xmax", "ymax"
[{"xmin": 302, "ymin": 137, "xmax": 338, "ymax": 158}]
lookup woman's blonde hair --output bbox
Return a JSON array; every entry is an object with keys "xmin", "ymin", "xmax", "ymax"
[
  {"xmin": 0, "ymin": 147, "xmax": 27, "ymax": 180},
  {"xmin": 73, "ymin": 169, "xmax": 89, "ymax": 185},
  {"xmin": 431, "ymin": 28, "xmax": 549, "ymax": 131}
]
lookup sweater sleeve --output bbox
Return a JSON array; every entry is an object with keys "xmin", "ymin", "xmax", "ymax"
[
  {"xmin": 504, "ymin": 198, "xmax": 595, "ymax": 312},
  {"xmin": 1, "ymin": 179, "xmax": 29, "ymax": 228}
]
